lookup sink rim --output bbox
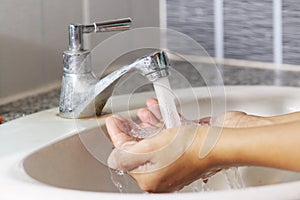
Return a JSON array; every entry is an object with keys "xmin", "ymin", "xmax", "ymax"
[{"xmin": 1, "ymin": 85, "xmax": 300, "ymax": 199}]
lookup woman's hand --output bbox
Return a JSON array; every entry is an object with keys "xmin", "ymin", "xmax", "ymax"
[
  {"xmin": 105, "ymin": 98, "xmax": 264, "ymax": 192},
  {"xmin": 106, "ymin": 99, "xmax": 219, "ymax": 192},
  {"xmin": 106, "ymin": 116, "xmax": 221, "ymax": 192}
]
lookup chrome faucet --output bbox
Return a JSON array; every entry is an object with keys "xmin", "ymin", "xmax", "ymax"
[{"xmin": 59, "ymin": 18, "xmax": 170, "ymax": 118}]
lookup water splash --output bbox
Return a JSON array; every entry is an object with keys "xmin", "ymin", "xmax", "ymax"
[
  {"xmin": 130, "ymin": 122, "xmax": 160, "ymax": 139},
  {"xmin": 223, "ymin": 167, "xmax": 245, "ymax": 189},
  {"xmin": 109, "ymin": 168, "xmax": 128, "ymax": 193},
  {"xmin": 191, "ymin": 178, "xmax": 211, "ymax": 192}
]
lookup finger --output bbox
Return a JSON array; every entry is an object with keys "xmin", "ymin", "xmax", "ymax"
[
  {"xmin": 107, "ymin": 147, "xmax": 151, "ymax": 171},
  {"xmin": 137, "ymin": 108, "xmax": 160, "ymax": 125},
  {"xmin": 106, "ymin": 116, "xmax": 136, "ymax": 149},
  {"xmin": 106, "ymin": 115, "xmax": 133, "ymax": 134},
  {"xmin": 146, "ymin": 98, "xmax": 162, "ymax": 121},
  {"xmin": 146, "ymin": 98, "xmax": 158, "ymax": 104}
]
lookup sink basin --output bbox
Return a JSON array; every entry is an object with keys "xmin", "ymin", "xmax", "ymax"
[{"xmin": 1, "ymin": 86, "xmax": 300, "ymax": 199}]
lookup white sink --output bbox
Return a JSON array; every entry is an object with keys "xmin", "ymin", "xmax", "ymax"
[{"xmin": 1, "ymin": 86, "xmax": 300, "ymax": 200}]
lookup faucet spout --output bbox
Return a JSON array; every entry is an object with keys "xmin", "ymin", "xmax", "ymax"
[{"xmin": 59, "ymin": 50, "xmax": 170, "ymax": 118}]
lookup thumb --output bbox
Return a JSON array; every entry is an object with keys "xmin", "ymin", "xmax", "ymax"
[{"xmin": 107, "ymin": 144, "xmax": 152, "ymax": 172}]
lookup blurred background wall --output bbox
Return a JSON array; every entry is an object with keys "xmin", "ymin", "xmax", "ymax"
[
  {"xmin": 0, "ymin": 0, "xmax": 299, "ymax": 102},
  {"xmin": 167, "ymin": 0, "xmax": 300, "ymax": 65}
]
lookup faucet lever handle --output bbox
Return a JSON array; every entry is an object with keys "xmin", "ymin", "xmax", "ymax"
[
  {"xmin": 68, "ymin": 17, "xmax": 132, "ymax": 51},
  {"xmin": 83, "ymin": 18, "xmax": 132, "ymax": 33}
]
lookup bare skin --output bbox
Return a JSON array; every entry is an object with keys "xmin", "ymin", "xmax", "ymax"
[
  {"xmin": 200, "ymin": 110, "xmax": 300, "ymax": 128},
  {"xmin": 106, "ymin": 98, "xmax": 300, "ymax": 193}
]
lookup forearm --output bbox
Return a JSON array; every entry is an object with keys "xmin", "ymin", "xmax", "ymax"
[
  {"xmin": 208, "ymin": 121, "xmax": 300, "ymax": 171},
  {"xmin": 267, "ymin": 112, "xmax": 300, "ymax": 124},
  {"xmin": 235, "ymin": 111, "xmax": 300, "ymax": 128}
]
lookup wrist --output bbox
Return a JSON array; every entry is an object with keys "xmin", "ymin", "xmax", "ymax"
[
  {"xmin": 241, "ymin": 114, "xmax": 273, "ymax": 127},
  {"xmin": 190, "ymin": 126, "xmax": 226, "ymax": 173},
  {"xmin": 201, "ymin": 127, "xmax": 239, "ymax": 169}
]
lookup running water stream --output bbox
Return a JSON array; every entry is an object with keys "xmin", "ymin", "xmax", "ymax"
[{"xmin": 153, "ymin": 77, "xmax": 181, "ymax": 129}]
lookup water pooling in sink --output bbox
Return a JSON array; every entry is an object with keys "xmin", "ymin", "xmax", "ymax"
[{"xmin": 109, "ymin": 76, "xmax": 245, "ymax": 193}]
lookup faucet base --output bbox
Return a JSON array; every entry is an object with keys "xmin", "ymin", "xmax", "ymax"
[{"xmin": 59, "ymin": 72, "xmax": 99, "ymax": 118}]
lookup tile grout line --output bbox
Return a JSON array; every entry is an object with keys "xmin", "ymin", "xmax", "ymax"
[
  {"xmin": 214, "ymin": 0, "xmax": 224, "ymax": 60},
  {"xmin": 273, "ymin": 0, "xmax": 283, "ymax": 66}
]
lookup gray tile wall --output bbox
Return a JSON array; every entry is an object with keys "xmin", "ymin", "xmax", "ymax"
[
  {"xmin": 283, "ymin": 0, "xmax": 300, "ymax": 65},
  {"xmin": 167, "ymin": 0, "xmax": 215, "ymax": 57},
  {"xmin": 223, "ymin": 0, "xmax": 273, "ymax": 62},
  {"xmin": 167, "ymin": 0, "xmax": 300, "ymax": 65}
]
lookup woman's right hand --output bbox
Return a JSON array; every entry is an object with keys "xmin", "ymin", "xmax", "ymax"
[
  {"xmin": 106, "ymin": 115, "xmax": 220, "ymax": 192},
  {"xmin": 106, "ymin": 99, "xmax": 222, "ymax": 192}
]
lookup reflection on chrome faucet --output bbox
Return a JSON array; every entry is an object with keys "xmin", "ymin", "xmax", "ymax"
[{"xmin": 59, "ymin": 18, "xmax": 170, "ymax": 118}]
